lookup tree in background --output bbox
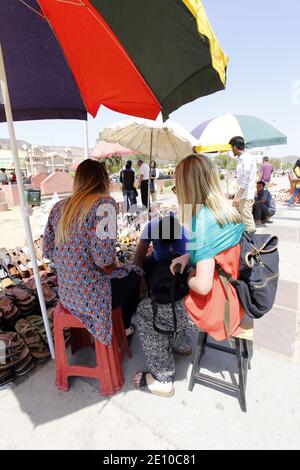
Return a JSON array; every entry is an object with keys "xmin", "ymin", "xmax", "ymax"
[
  {"xmin": 282, "ymin": 162, "xmax": 293, "ymax": 171},
  {"xmin": 213, "ymin": 153, "xmax": 237, "ymax": 171},
  {"xmin": 269, "ymin": 158, "xmax": 281, "ymax": 171}
]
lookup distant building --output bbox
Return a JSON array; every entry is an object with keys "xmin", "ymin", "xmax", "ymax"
[{"xmin": 25, "ymin": 146, "xmax": 76, "ymax": 174}]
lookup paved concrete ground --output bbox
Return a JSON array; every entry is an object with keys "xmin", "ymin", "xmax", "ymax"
[{"xmin": 0, "ymin": 198, "xmax": 299, "ymax": 450}]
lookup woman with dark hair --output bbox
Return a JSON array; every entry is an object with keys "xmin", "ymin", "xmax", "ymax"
[
  {"xmin": 150, "ymin": 160, "xmax": 157, "ymax": 202},
  {"xmin": 43, "ymin": 159, "xmax": 141, "ymax": 343},
  {"xmin": 288, "ymin": 159, "xmax": 300, "ymax": 207}
]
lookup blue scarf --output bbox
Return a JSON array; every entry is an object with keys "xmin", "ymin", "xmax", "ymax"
[{"xmin": 189, "ymin": 207, "xmax": 244, "ymax": 265}]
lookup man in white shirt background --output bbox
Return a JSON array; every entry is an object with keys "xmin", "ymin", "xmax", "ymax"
[
  {"xmin": 229, "ymin": 136, "xmax": 257, "ymax": 233},
  {"xmin": 137, "ymin": 159, "xmax": 150, "ymax": 209},
  {"xmin": 0, "ymin": 168, "xmax": 9, "ymax": 185}
]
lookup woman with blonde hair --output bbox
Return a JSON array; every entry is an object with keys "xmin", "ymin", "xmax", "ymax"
[
  {"xmin": 43, "ymin": 159, "xmax": 141, "ymax": 345},
  {"xmin": 134, "ymin": 154, "xmax": 244, "ymax": 397}
]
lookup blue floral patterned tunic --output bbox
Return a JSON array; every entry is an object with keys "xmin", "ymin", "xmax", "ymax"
[{"xmin": 43, "ymin": 196, "xmax": 134, "ymax": 345}]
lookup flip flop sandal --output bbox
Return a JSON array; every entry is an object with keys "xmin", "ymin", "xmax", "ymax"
[
  {"xmin": 26, "ymin": 315, "xmax": 53, "ymax": 344},
  {"xmin": 0, "ymin": 264, "xmax": 8, "ymax": 280},
  {"xmin": 0, "ymin": 295, "xmax": 19, "ymax": 318},
  {"xmin": 13, "ymin": 352, "xmax": 33, "ymax": 371},
  {"xmin": 40, "ymin": 272, "xmax": 58, "ymax": 287},
  {"xmin": 12, "ymin": 326, "xmax": 50, "ymax": 360},
  {"xmin": 14, "ymin": 354, "xmax": 35, "ymax": 376},
  {"xmin": 134, "ymin": 372, "xmax": 175, "ymax": 398},
  {"xmin": 0, "ymin": 251, "xmax": 19, "ymax": 277},
  {"xmin": 0, "ymin": 293, "xmax": 14, "ymax": 310},
  {"xmin": 15, "ymin": 319, "xmax": 41, "ymax": 345},
  {"xmin": 0, "ymin": 331, "xmax": 24, "ymax": 350},
  {"xmin": 9, "ymin": 251, "xmax": 30, "ymax": 279},
  {"xmin": 15, "ymin": 360, "xmax": 35, "ymax": 377},
  {"xmin": 29, "ymin": 341, "xmax": 50, "ymax": 360},
  {"xmin": 172, "ymin": 346, "xmax": 193, "ymax": 356},
  {"xmin": 14, "ymin": 320, "xmax": 48, "ymax": 352},
  {"xmin": 125, "ymin": 324, "xmax": 135, "ymax": 338},
  {"xmin": 0, "ymin": 370, "xmax": 14, "ymax": 386},
  {"xmin": 6, "ymin": 346, "xmax": 31, "ymax": 369},
  {"xmin": 1, "ymin": 277, "xmax": 16, "ymax": 290},
  {"xmin": 0, "ymin": 340, "xmax": 29, "ymax": 371},
  {"xmin": 4, "ymin": 285, "xmax": 33, "ymax": 302},
  {"xmin": 20, "ymin": 247, "xmax": 43, "ymax": 270},
  {"xmin": 41, "ymin": 283, "xmax": 57, "ymax": 303},
  {"xmin": 3, "ymin": 312, "xmax": 22, "ymax": 329},
  {"xmin": 24, "ymin": 280, "xmax": 57, "ymax": 304},
  {"xmin": 47, "ymin": 306, "xmax": 56, "ymax": 321},
  {"xmin": 0, "ymin": 368, "xmax": 14, "ymax": 380}
]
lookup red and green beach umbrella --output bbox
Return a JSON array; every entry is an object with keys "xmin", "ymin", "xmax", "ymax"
[
  {"xmin": 0, "ymin": 0, "xmax": 228, "ymax": 358},
  {"xmin": 37, "ymin": 0, "xmax": 228, "ymax": 120}
]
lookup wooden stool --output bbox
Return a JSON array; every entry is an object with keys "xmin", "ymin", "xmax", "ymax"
[{"xmin": 188, "ymin": 317, "xmax": 253, "ymax": 412}]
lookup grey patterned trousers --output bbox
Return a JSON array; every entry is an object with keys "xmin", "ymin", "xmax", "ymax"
[{"xmin": 136, "ymin": 298, "xmax": 192, "ymax": 383}]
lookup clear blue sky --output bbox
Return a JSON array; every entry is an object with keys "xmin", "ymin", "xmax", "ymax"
[{"xmin": 1, "ymin": 0, "xmax": 300, "ymax": 157}]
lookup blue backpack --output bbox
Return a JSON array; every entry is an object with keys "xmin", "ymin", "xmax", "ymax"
[{"xmin": 232, "ymin": 233, "xmax": 279, "ymax": 319}]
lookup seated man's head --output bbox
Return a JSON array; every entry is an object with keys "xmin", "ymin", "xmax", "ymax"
[
  {"xmin": 158, "ymin": 213, "xmax": 182, "ymax": 245},
  {"xmin": 256, "ymin": 180, "xmax": 266, "ymax": 193}
]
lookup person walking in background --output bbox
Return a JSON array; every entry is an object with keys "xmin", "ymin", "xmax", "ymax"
[
  {"xmin": 260, "ymin": 156, "xmax": 273, "ymax": 188},
  {"xmin": 253, "ymin": 181, "xmax": 276, "ymax": 225},
  {"xmin": 9, "ymin": 171, "xmax": 17, "ymax": 184},
  {"xmin": 288, "ymin": 159, "xmax": 300, "ymax": 207},
  {"xmin": 0, "ymin": 168, "xmax": 9, "ymax": 185},
  {"xmin": 229, "ymin": 136, "xmax": 257, "ymax": 233},
  {"xmin": 149, "ymin": 160, "xmax": 157, "ymax": 202},
  {"xmin": 137, "ymin": 159, "xmax": 150, "ymax": 209},
  {"xmin": 120, "ymin": 160, "xmax": 135, "ymax": 212}
]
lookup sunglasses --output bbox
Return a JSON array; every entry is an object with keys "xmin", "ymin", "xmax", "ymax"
[{"xmin": 171, "ymin": 186, "xmax": 176, "ymax": 195}]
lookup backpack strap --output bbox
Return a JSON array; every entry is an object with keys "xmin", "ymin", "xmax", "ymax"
[{"xmin": 215, "ymin": 264, "xmax": 234, "ymax": 338}]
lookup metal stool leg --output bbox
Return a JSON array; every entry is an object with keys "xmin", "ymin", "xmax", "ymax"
[
  {"xmin": 188, "ymin": 331, "xmax": 207, "ymax": 392},
  {"xmin": 242, "ymin": 339, "xmax": 250, "ymax": 388},
  {"xmin": 243, "ymin": 339, "xmax": 251, "ymax": 369},
  {"xmin": 235, "ymin": 338, "xmax": 247, "ymax": 412}
]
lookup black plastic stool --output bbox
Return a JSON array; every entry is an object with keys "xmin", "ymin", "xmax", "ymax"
[{"xmin": 188, "ymin": 327, "xmax": 252, "ymax": 412}]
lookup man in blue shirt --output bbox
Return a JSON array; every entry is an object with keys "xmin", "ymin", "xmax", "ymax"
[
  {"xmin": 253, "ymin": 181, "xmax": 276, "ymax": 225},
  {"xmin": 133, "ymin": 213, "xmax": 189, "ymax": 296}
]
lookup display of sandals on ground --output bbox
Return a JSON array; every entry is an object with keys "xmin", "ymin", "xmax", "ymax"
[{"xmin": 0, "ymin": 236, "xmax": 64, "ymax": 389}]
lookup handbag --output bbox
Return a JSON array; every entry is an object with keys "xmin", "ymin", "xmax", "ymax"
[{"xmin": 133, "ymin": 186, "xmax": 138, "ymax": 198}]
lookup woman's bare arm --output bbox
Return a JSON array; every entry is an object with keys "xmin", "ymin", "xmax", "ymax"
[{"xmin": 188, "ymin": 258, "xmax": 215, "ymax": 295}]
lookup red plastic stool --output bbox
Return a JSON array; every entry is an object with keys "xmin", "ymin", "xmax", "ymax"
[{"xmin": 54, "ymin": 303, "xmax": 130, "ymax": 396}]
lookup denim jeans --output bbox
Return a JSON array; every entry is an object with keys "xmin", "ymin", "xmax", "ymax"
[
  {"xmin": 123, "ymin": 190, "xmax": 135, "ymax": 212},
  {"xmin": 289, "ymin": 188, "xmax": 300, "ymax": 206}
]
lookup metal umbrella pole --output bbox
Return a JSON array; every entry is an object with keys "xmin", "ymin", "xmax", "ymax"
[
  {"xmin": 148, "ymin": 128, "xmax": 153, "ymax": 218},
  {"xmin": 83, "ymin": 119, "xmax": 89, "ymax": 159},
  {"xmin": 0, "ymin": 44, "xmax": 55, "ymax": 359},
  {"xmin": 226, "ymin": 151, "xmax": 229, "ymax": 197}
]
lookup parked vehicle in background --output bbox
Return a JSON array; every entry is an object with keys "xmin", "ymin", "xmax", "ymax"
[{"xmin": 110, "ymin": 173, "xmax": 120, "ymax": 183}]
